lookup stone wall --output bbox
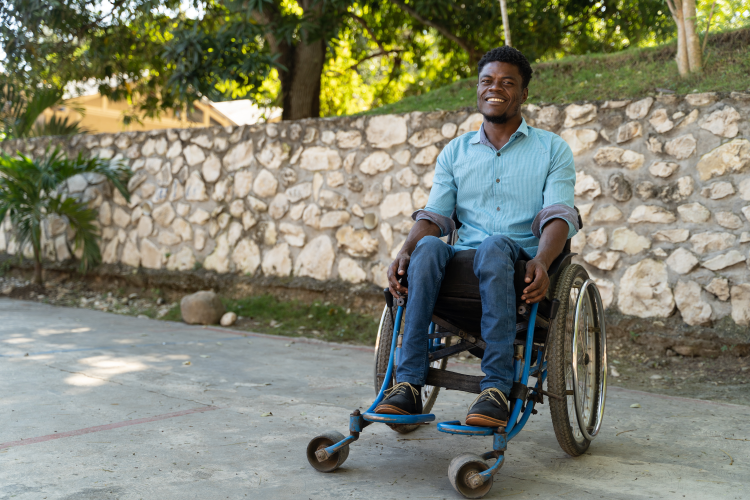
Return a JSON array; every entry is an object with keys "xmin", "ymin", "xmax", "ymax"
[{"xmin": 2, "ymin": 91, "xmax": 750, "ymax": 326}]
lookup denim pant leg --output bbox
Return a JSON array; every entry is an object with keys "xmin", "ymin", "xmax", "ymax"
[
  {"xmin": 473, "ymin": 235, "xmax": 531, "ymax": 394},
  {"xmin": 396, "ymin": 236, "xmax": 456, "ymax": 387}
]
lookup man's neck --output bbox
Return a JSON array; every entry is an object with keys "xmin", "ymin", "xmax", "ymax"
[{"xmin": 483, "ymin": 115, "xmax": 523, "ymax": 150}]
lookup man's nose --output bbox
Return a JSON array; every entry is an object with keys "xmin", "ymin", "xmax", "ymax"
[{"xmin": 487, "ymin": 80, "xmax": 503, "ymax": 92}]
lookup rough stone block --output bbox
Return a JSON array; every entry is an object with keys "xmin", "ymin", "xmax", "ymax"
[
  {"xmin": 180, "ymin": 291, "xmax": 226, "ymax": 325},
  {"xmin": 665, "ymin": 248, "xmax": 699, "ymax": 274},
  {"xmin": 366, "ymin": 115, "xmax": 407, "ymax": 148},
  {"xmin": 617, "ymin": 259, "xmax": 674, "ymax": 318}
]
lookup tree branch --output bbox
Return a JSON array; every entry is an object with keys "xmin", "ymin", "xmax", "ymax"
[
  {"xmin": 664, "ymin": 0, "xmax": 678, "ymax": 18},
  {"xmin": 76, "ymin": 0, "xmax": 128, "ymax": 34},
  {"xmin": 389, "ymin": 0, "xmax": 479, "ymax": 61},
  {"xmin": 701, "ymin": 0, "xmax": 717, "ymax": 55},
  {"xmin": 349, "ymin": 49, "xmax": 403, "ymax": 70},
  {"xmin": 347, "ymin": 13, "xmax": 385, "ymax": 52}
]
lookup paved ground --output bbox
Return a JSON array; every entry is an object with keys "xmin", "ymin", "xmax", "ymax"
[{"xmin": 1, "ymin": 298, "xmax": 749, "ymax": 500}]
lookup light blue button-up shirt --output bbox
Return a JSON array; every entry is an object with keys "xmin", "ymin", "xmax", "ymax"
[{"xmin": 416, "ymin": 119, "xmax": 577, "ymax": 257}]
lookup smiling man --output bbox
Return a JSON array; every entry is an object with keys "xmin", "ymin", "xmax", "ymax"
[{"xmin": 374, "ymin": 47, "xmax": 578, "ymax": 427}]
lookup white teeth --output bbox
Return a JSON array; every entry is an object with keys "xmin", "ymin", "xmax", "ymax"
[{"xmin": 487, "ymin": 98, "xmax": 506, "ymax": 102}]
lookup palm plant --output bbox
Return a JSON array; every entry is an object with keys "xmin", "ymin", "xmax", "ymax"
[
  {"xmin": 1, "ymin": 81, "xmax": 86, "ymax": 140},
  {"xmin": 0, "ymin": 149, "xmax": 131, "ymax": 285},
  {"xmin": 29, "ymin": 114, "xmax": 88, "ymax": 138}
]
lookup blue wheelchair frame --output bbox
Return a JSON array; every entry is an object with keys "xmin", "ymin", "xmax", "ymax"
[{"xmin": 313, "ymin": 299, "xmax": 546, "ymax": 488}]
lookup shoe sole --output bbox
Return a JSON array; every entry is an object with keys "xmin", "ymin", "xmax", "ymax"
[
  {"xmin": 373, "ymin": 404, "xmax": 415, "ymax": 415},
  {"xmin": 465, "ymin": 414, "xmax": 507, "ymax": 427}
]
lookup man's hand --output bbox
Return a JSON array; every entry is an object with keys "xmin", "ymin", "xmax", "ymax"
[
  {"xmin": 387, "ymin": 251, "xmax": 410, "ymax": 297},
  {"xmin": 522, "ymin": 258, "xmax": 549, "ymax": 304}
]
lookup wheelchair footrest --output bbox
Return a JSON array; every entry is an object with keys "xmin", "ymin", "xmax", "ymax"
[
  {"xmin": 362, "ymin": 412, "xmax": 435, "ymax": 425},
  {"xmin": 437, "ymin": 420, "xmax": 498, "ymax": 436}
]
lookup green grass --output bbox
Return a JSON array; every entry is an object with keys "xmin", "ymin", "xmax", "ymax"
[
  {"xmin": 161, "ymin": 305, "xmax": 182, "ymax": 322},
  {"xmin": 364, "ymin": 27, "xmax": 750, "ymax": 116},
  {"xmin": 160, "ymin": 294, "xmax": 380, "ymax": 345}
]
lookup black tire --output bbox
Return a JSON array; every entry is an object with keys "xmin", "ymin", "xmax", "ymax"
[
  {"xmin": 373, "ymin": 304, "xmax": 445, "ymax": 434},
  {"xmin": 547, "ymin": 264, "xmax": 603, "ymax": 457}
]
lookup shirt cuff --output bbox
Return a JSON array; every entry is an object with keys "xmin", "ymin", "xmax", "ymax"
[
  {"xmin": 531, "ymin": 204, "xmax": 580, "ymax": 239},
  {"xmin": 411, "ymin": 209, "xmax": 456, "ymax": 237}
]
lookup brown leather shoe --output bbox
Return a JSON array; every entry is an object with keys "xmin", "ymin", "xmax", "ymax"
[
  {"xmin": 465, "ymin": 388, "xmax": 509, "ymax": 427},
  {"xmin": 374, "ymin": 382, "xmax": 423, "ymax": 415}
]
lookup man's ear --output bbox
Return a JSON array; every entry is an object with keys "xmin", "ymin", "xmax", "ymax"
[{"xmin": 521, "ymin": 87, "xmax": 529, "ymax": 104}]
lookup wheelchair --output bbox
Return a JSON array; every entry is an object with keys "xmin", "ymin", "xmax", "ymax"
[{"xmin": 306, "ymin": 210, "xmax": 607, "ymax": 499}]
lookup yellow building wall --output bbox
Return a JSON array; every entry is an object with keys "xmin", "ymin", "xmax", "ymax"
[{"xmin": 43, "ymin": 94, "xmax": 235, "ymax": 134}]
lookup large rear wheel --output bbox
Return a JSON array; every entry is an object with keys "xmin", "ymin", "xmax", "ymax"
[
  {"xmin": 373, "ymin": 304, "xmax": 446, "ymax": 434},
  {"xmin": 547, "ymin": 264, "xmax": 606, "ymax": 456}
]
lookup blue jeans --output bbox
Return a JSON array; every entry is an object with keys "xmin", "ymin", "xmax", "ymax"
[{"xmin": 395, "ymin": 235, "xmax": 530, "ymax": 395}]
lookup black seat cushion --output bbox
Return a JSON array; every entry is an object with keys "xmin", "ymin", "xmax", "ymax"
[
  {"xmin": 433, "ymin": 251, "xmax": 483, "ymax": 332},
  {"xmin": 432, "ymin": 249, "xmax": 572, "ymax": 334}
]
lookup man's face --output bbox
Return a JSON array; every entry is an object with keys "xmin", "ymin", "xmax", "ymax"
[{"xmin": 476, "ymin": 61, "xmax": 528, "ymax": 124}]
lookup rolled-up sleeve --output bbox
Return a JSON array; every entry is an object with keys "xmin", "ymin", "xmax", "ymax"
[
  {"xmin": 411, "ymin": 144, "xmax": 457, "ymax": 238},
  {"xmin": 412, "ymin": 210, "xmax": 455, "ymax": 237},
  {"xmin": 531, "ymin": 137, "xmax": 579, "ymax": 239}
]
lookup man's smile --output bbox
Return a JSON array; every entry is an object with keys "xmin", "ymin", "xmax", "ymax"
[{"xmin": 485, "ymin": 97, "xmax": 507, "ymax": 103}]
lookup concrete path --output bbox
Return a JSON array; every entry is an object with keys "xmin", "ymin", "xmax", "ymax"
[{"xmin": 1, "ymin": 298, "xmax": 748, "ymax": 500}]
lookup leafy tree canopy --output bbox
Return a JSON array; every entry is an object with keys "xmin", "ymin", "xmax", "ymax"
[{"xmin": 0, "ymin": 0, "xmax": 705, "ymax": 121}]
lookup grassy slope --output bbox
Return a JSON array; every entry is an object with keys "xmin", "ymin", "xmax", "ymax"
[{"xmin": 364, "ymin": 28, "xmax": 750, "ymax": 116}]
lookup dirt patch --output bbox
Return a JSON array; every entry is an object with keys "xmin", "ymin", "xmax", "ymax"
[{"xmin": 0, "ymin": 256, "xmax": 386, "ymax": 316}]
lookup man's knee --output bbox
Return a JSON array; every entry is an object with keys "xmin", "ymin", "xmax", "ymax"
[
  {"xmin": 409, "ymin": 236, "xmax": 452, "ymax": 274},
  {"xmin": 413, "ymin": 235, "xmax": 450, "ymax": 257},
  {"xmin": 476, "ymin": 234, "xmax": 516, "ymax": 257}
]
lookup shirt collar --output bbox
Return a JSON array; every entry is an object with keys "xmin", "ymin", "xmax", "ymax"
[{"xmin": 470, "ymin": 118, "xmax": 529, "ymax": 145}]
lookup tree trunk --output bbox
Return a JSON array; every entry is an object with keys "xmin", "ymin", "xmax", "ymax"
[
  {"xmin": 682, "ymin": 0, "xmax": 703, "ymax": 73},
  {"xmin": 32, "ymin": 243, "xmax": 43, "ymax": 285},
  {"xmin": 666, "ymin": 0, "xmax": 690, "ymax": 76},
  {"xmin": 280, "ymin": 39, "xmax": 326, "ymax": 121},
  {"xmin": 498, "ymin": 0, "xmax": 511, "ymax": 46},
  {"xmin": 674, "ymin": 10, "xmax": 690, "ymax": 75}
]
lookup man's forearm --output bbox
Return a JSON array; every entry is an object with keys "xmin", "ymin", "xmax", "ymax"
[
  {"xmin": 398, "ymin": 219, "xmax": 442, "ymax": 256},
  {"xmin": 533, "ymin": 218, "xmax": 569, "ymax": 270}
]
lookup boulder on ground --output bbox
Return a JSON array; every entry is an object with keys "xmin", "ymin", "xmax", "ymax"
[
  {"xmin": 220, "ymin": 312, "xmax": 238, "ymax": 327},
  {"xmin": 181, "ymin": 290, "xmax": 226, "ymax": 325}
]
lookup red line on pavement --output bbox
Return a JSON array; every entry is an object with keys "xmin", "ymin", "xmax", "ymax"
[{"xmin": 0, "ymin": 405, "xmax": 221, "ymax": 450}]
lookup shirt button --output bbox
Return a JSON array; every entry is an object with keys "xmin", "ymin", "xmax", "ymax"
[
  {"xmin": 495, "ymin": 178, "xmax": 500, "ymax": 183},
  {"xmin": 496, "ymin": 207, "xmax": 500, "ymax": 211},
  {"xmin": 496, "ymin": 152, "xmax": 501, "ymax": 157}
]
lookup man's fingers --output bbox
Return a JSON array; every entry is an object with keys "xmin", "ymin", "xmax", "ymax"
[
  {"xmin": 522, "ymin": 266, "xmax": 549, "ymax": 303},
  {"xmin": 398, "ymin": 257, "xmax": 409, "ymax": 275},
  {"xmin": 523, "ymin": 267, "xmax": 544, "ymax": 293},
  {"xmin": 524, "ymin": 288, "xmax": 547, "ymax": 303},
  {"xmin": 388, "ymin": 256, "xmax": 410, "ymax": 298},
  {"xmin": 524, "ymin": 263, "xmax": 535, "ymax": 283}
]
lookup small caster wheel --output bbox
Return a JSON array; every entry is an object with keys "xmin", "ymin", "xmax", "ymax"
[
  {"xmin": 306, "ymin": 431, "xmax": 350, "ymax": 472},
  {"xmin": 448, "ymin": 453, "xmax": 492, "ymax": 499}
]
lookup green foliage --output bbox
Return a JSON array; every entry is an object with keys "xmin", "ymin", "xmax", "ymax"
[
  {"xmin": 220, "ymin": 294, "xmax": 378, "ymax": 345},
  {"xmin": 364, "ymin": 27, "xmax": 750, "ymax": 115},
  {"xmin": 161, "ymin": 304, "xmax": 183, "ymax": 322},
  {"xmin": 0, "ymin": 149, "xmax": 132, "ymax": 279},
  {"xmin": 0, "ymin": 82, "xmax": 65, "ymax": 140},
  {"xmin": 1, "ymin": 0, "xmax": 693, "ymax": 121},
  {"xmin": 29, "ymin": 115, "xmax": 88, "ymax": 138}
]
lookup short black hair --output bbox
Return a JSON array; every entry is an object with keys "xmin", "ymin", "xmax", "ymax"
[{"xmin": 477, "ymin": 47, "xmax": 533, "ymax": 89}]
